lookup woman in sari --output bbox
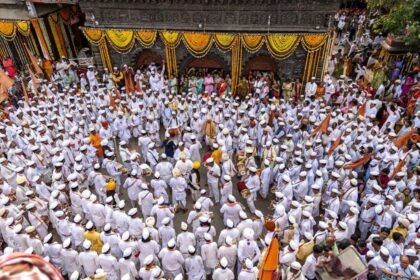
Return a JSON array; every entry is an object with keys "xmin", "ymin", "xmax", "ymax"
[{"xmin": 204, "ymin": 73, "xmax": 214, "ymax": 93}]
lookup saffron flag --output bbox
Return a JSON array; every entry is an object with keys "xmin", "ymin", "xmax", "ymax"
[
  {"xmin": 310, "ymin": 112, "xmax": 332, "ymax": 136},
  {"xmin": 393, "ymin": 129, "xmax": 415, "ymax": 149},
  {"xmin": 344, "ymin": 153, "xmax": 374, "ymax": 170},
  {"xmin": 259, "ymin": 236, "xmax": 280, "ymax": 280},
  {"xmin": 328, "ymin": 133, "xmax": 343, "ymax": 156},
  {"xmin": 24, "ymin": 44, "xmax": 43, "ymax": 76},
  {"xmin": 358, "ymin": 101, "xmax": 366, "ymax": 117}
]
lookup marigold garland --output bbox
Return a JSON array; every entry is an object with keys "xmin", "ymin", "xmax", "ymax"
[
  {"xmin": 105, "ymin": 30, "xmax": 135, "ymax": 54},
  {"xmin": 136, "ymin": 31, "xmax": 157, "ymax": 48},
  {"xmin": 265, "ymin": 34, "xmax": 300, "ymax": 59},
  {"xmin": 241, "ymin": 34, "xmax": 265, "ymax": 53}
]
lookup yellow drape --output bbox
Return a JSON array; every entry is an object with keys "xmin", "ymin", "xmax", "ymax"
[
  {"xmin": 0, "ymin": 22, "xmax": 16, "ymax": 40},
  {"xmin": 214, "ymin": 34, "xmax": 236, "ymax": 51},
  {"xmin": 99, "ymin": 39, "xmax": 112, "ymax": 71},
  {"xmin": 241, "ymin": 34, "xmax": 265, "ymax": 53},
  {"xmin": 48, "ymin": 13, "xmax": 68, "ymax": 58},
  {"xmin": 136, "ymin": 31, "xmax": 157, "ymax": 48},
  {"xmin": 160, "ymin": 31, "xmax": 182, "ymax": 48},
  {"xmin": 164, "ymin": 46, "xmax": 177, "ymax": 78},
  {"xmin": 302, "ymin": 34, "xmax": 328, "ymax": 51},
  {"xmin": 182, "ymin": 32, "xmax": 213, "ymax": 57},
  {"xmin": 105, "ymin": 30, "xmax": 135, "ymax": 53},
  {"xmin": 16, "ymin": 22, "xmax": 30, "ymax": 36},
  {"xmin": 231, "ymin": 36, "xmax": 242, "ymax": 95},
  {"xmin": 82, "ymin": 28, "xmax": 104, "ymax": 44},
  {"xmin": 265, "ymin": 34, "xmax": 300, "ymax": 59},
  {"xmin": 30, "ymin": 19, "xmax": 51, "ymax": 60}
]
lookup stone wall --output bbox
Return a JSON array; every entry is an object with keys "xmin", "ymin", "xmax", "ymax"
[{"xmin": 80, "ymin": 0, "xmax": 340, "ymax": 32}]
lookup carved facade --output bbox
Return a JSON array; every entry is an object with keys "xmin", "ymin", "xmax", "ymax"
[
  {"xmin": 79, "ymin": 0, "xmax": 340, "ymax": 78},
  {"xmin": 80, "ymin": 0, "xmax": 339, "ymax": 32}
]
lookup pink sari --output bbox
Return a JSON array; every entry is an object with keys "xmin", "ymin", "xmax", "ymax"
[{"xmin": 204, "ymin": 76, "xmax": 214, "ymax": 93}]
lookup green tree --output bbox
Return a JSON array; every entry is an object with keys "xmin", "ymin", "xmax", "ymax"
[{"xmin": 365, "ymin": 0, "xmax": 420, "ymax": 46}]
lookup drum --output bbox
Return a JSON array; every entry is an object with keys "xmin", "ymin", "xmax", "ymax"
[
  {"xmin": 202, "ymin": 152, "xmax": 212, "ymax": 163},
  {"xmin": 237, "ymin": 181, "xmax": 251, "ymax": 198},
  {"xmin": 237, "ymin": 181, "xmax": 247, "ymax": 192},
  {"xmin": 168, "ymin": 127, "xmax": 180, "ymax": 137}
]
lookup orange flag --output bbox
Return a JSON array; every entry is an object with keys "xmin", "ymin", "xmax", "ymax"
[
  {"xmin": 393, "ymin": 129, "xmax": 415, "ymax": 149},
  {"xmin": 358, "ymin": 101, "xmax": 366, "ymax": 117},
  {"xmin": 344, "ymin": 152, "xmax": 375, "ymax": 170},
  {"xmin": 328, "ymin": 132, "xmax": 343, "ymax": 156},
  {"xmin": 259, "ymin": 237, "xmax": 280, "ymax": 280},
  {"xmin": 24, "ymin": 44, "xmax": 43, "ymax": 76},
  {"xmin": 0, "ymin": 70, "xmax": 14, "ymax": 103},
  {"xmin": 310, "ymin": 112, "xmax": 332, "ymax": 136}
]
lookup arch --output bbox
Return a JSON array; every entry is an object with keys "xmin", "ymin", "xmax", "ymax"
[
  {"xmin": 188, "ymin": 57, "xmax": 224, "ymax": 69},
  {"xmin": 178, "ymin": 47, "xmax": 229, "ymax": 74},
  {"xmin": 135, "ymin": 49, "xmax": 163, "ymax": 68},
  {"xmin": 244, "ymin": 53, "xmax": 278, "ymax": 74}
]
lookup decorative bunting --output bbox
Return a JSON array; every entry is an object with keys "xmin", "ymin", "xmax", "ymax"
[
  {"xmin": 160, "ymin": 31, "xmax": 182, "ymax": 48},
  {"xmin": 82, "ymin": 28, "xmax": 105, "ymax": 44},
  {"xmin": 136, "ymin": 31, "xmax": 157, "ymax": 48},
  {"xmin": 182, "ymin": 32, "xmax": 213, "ymax": 58},
  {"xmin": 214, "ymin": 34, "xmax": 236, "ymax": 51},
  {"xmin": 265, "ymin": 34, "xmax": 300, "ymax": 59},
  {"xmin": 241, "ymin": 34, "xmax": 265, "ymax": 53},
  {"xmin": 105, "ymin": 30, "xmax": 135, "ymax": 53},
  {"xmin": 302, "ymin": 34, "xmax": 328, "ymax": 51}
]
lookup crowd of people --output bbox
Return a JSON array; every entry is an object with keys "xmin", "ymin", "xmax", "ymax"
[{"xmin": 0, "ymin": 6, "xmax": 419, "ymax": 279}]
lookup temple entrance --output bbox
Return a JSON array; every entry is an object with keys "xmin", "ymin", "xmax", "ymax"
[
  {"xmin": 135, "ymin": 49, "xmax": 163, "ymax": 69},
  {"xmin": 244, "ymin": 54, "xmax": 278, "ymax": 74}
]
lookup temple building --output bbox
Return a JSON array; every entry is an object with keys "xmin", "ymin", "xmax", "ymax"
[{"xmin": 0, "ymin": 0, "xmax": 342, "ymax": 90}]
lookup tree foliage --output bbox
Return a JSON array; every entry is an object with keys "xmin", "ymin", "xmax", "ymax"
[{"xmin": 365, "ymin": 0, "xmax": 420, "ymax": 46}]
